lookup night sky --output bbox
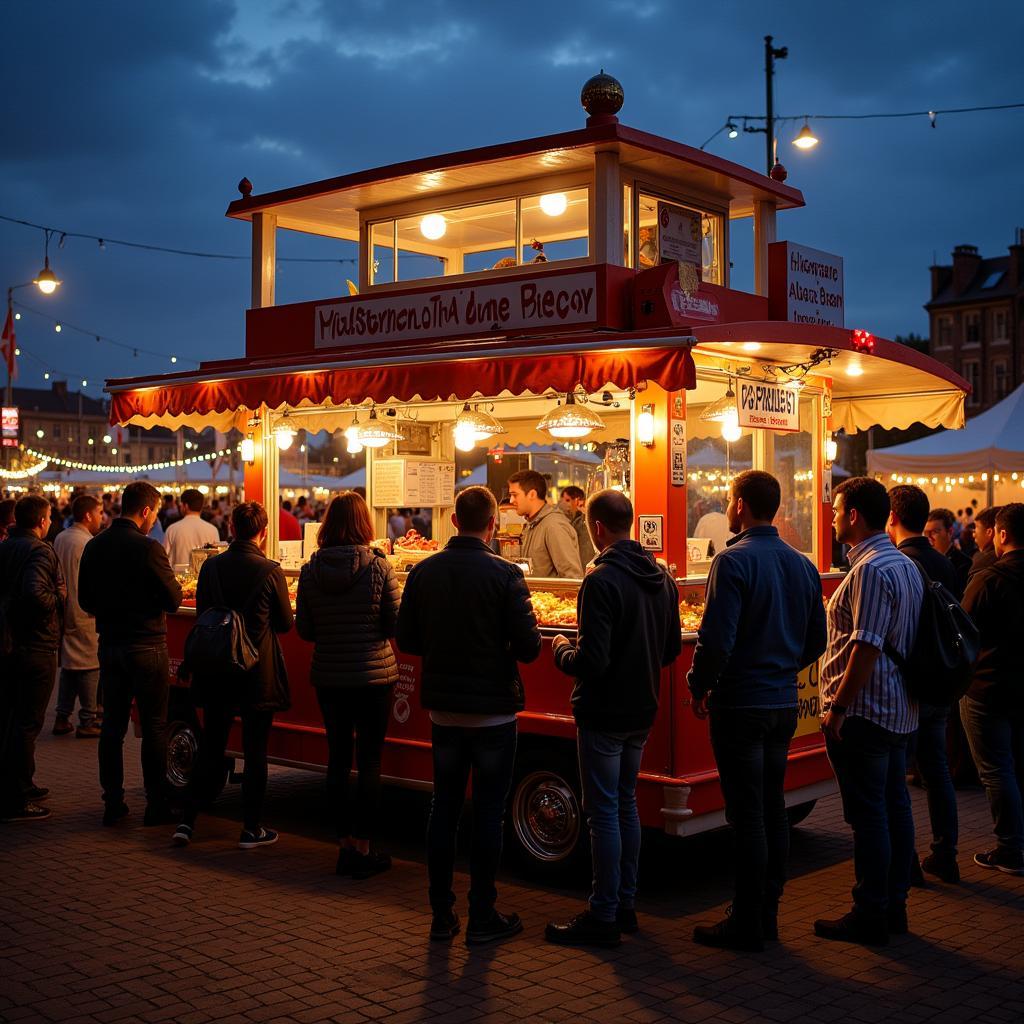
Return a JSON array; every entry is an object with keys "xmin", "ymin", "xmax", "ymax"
[{"xmin": 2, "ymin": 0, "xmax": 1022, "ymax": 400}]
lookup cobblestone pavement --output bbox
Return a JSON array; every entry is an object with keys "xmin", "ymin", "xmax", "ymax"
[{"xmin": 2, "ymin": 722, "xmax": 1023, "ymax": 1024}]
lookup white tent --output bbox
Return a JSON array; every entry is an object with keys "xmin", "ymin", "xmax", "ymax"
[{"xmin": 868, "ymin": 383, "xmax": 1024, "ymax": 506}]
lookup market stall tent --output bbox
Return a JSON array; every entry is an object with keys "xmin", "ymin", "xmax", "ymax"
[{"xmin": 868, "ymin": 382, "xmax": 1024, "ymax": 508}]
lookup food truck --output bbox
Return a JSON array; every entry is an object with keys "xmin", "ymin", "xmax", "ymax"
[{"xmin": 106, "ymin": 74, "xmax": 969, "ymax": 873}]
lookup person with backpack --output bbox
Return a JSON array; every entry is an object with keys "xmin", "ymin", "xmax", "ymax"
[
  {"xmin": 172, "ymin": 502, "xmax": 293, "ymax": 850},
  {"xmin": 0, "ymin": 495, "xmax": 65, "ymax": 823},
  {"xmin": 886, "ymin": 484, "xmax": 961, "ymax": 884},
  {"xmin": 815, "ymin": 478, "xmax": 923, "ymax": 946},
  {"xmin": 295, "ymin": 491, "xmax": 401, "ymax": 879},
  {"xmin": 960, "ymin": 502, "xmax": 1024, "ymax": 875}
]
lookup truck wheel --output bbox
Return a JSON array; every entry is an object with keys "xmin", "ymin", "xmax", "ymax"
[
  {"xmin": 165, "ymin": 715, "xmax": 201, "ymax": 797},
  {"xmin": 507, "ymin": 752, "xmax": 586, "ymax": 877},
  {"xmin": 787, "ymin": 800, "xmax": 817, "ymax": 827}
]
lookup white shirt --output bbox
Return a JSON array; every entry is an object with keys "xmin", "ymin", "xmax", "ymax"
[
  {"xmin": 164, "ymin": 513, "xmax": 220, "ymax": 569},
  {"xmin": 53, "ymin": 523, "xmax": 99, "ymax": 670}
]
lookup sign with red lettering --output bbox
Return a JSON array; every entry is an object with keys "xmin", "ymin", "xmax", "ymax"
[
  {"xmin": 1, "ymin": 406, "xmax": 18, "ymax": 447},
  {"xmin": 768, "ymin": 241, "xmax": 844, "ymax": 328},
  {"xmin": 657, "ymin": 203, "xmax": 701, "ymax": 268},
  {"xmin": 737, "ymin": 380, "xmax": 800, "ymax": 433},
  {"xmin": 314, "ymin": 272, "xmax": 598, "ymax": 348}
]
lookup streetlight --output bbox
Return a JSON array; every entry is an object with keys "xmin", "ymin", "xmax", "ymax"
[
  {"xmin": 792, "ymin": 121, "xmax": 819, "ymax": 150},
  {"xmin": 32, "ymin": 230, "xmax": 61, "ymax": 295},
  {"xmin": 5, "ymin": 272, "xmax": 59, "ymax": 409}
]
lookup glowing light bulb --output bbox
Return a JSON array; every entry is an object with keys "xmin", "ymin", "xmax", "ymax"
[
  {"xmin": 420, "ymin": 214, "xmax": 447, "ymax": 240},
  {"xmin": 54, "ymin": 324, "xmax": 62, "ymax": 333},
  {"xmin": 454, "ymin": 420, "xmax": 477, "ymax": 452},
  {"xmin": 539, "ymin": 192, "xmax": 568, "ymax": 217},
  {"xmin": 722, "ymin": 422, "xmax": 742, "ymax": 443},
  {"xmin": 345, "ymin": 423, "xmax": 363, "ymax": 455},
  {"xmin": 741, "ymin": 342, "xmax": 762, "ymax": 352},
  {"xmin": 275, "ymin": 426, "xmax": 295, "ymax": 451},
  {"xmin": 636, "ymin": 406, "xmax": 655, "ymax": 447},
  {"xmin": 793, "ymin": 122, "xmax": 819, "ymax": 150},
  {"xmin": 847, "ymin": 363, "xmax": 864, "ymax": 377}
]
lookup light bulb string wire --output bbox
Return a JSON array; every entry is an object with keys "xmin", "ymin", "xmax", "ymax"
[{"xmin": 21, "ymin": 443, "xmax": 241, "ymax": 475}]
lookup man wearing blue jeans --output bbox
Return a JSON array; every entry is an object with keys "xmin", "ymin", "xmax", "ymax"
[
  {"xmin": 397, "ymin": 486, "xmax": 541, "ymax": 946},
  {"xmin": 960, "ymin": 502, "xmax": 1024, "ymax": 875},
  {"xmin": 547, "ymin": 490, "xmax": 681, "ymax": 948},
  {"xmin": 687, "ymin": 470, "xmax": 826, "ymax": 951}
]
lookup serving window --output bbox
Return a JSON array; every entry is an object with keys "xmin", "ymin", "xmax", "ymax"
[{"xmin": 635, "ymin": 192, "xmax": 725, "ymax": 286}]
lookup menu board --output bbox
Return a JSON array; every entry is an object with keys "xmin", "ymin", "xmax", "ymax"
[{"xmin": 372, "ymin": 458, "xmax": 455, "ymax": 507}]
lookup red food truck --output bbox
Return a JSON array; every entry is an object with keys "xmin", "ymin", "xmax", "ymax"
[{"xmin": 106, "ymin": 74, "xmax": 968, "ymax": 874}]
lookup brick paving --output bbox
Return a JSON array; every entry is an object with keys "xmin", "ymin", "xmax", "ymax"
[{"xmin": 2, "ymin": 721, "xmax": 1023, "ymax": 1024}]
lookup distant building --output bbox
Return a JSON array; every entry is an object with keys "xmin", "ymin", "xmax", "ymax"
[{"xmin": 926, "ymin": 230, "xmax": 1024, "ymax": 414}]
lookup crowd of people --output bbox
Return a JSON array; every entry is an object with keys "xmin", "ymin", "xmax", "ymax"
[{"xmin": 0, "ymin": 469, "xmax": 1021, "ymax": 953}]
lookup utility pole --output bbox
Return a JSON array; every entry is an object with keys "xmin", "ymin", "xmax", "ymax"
[{"xmin": 763, "ymin": 35, "xmax": 788, "ymax": 175}]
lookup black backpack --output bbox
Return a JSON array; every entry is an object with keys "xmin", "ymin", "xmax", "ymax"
[
  {"xmin": 885, "ymin": 561, "xmax": 979, "ymax": 705},
  {"xmin": 184, "ymin": 558, "xmax": 269, "ymax": 677},
  {"xmin": 0, "ymin": 545, "xmax": 35, "ymax": 660}
]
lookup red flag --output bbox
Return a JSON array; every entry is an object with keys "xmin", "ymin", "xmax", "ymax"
[{"xmin": 1, "ymin": 305, "xmax": 16, "ymax": 382}]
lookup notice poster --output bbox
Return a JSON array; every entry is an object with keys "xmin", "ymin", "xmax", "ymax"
[
  {"xmin": 737, "ymin": 380, "xmax": 800, "ymax": 433},
  {"xmin": 670, "ymin": 417, "xmax": 687, "ymax": 486},
  {"xmin": 657, "ymin": 203, "xmax": 701, "ymax": 267},
  {"xmin": 372, "ymin": 459, "xmax": 455, "ymax": 507},
  {"xmin": 768, "ymin": 241, "xmax": 844, "ymax": 327},
  {"xmin": 794, "ymin": 660, "xmax": 822, "ymax": 738},
  {"xmin": 638, "ymin": 515, "xmax": 664, "ymax": 551}
]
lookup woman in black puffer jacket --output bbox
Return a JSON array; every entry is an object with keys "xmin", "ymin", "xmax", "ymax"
[{"xmin": 296, "ymin": 491, "xmax": 401, "ymax": 877}]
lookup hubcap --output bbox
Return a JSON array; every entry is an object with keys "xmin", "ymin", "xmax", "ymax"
[
  {"xmin": 512, "ymin": 770, "xmax": 580, "ymax": 863},
  {"xmin": 166, "ymin": 724, "xmax": 198, "ymax": 788}
]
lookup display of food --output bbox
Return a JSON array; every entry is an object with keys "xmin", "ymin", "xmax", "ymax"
[
  {"xmin": 529, "ymin": 590, "xmax": 706, "ymax": 632},
  {"xmin": 176, "ymin": 573, "xmax": 197, "ymax": 603},
  {"xmin": 394, "ymin": 529, "xmax": 439, "ymax": 551},
  {"xmin": 679, "ymin": 599, "xmax": 704, "ymax": 633}
]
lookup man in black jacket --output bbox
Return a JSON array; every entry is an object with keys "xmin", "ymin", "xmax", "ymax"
[
  {"xmin": 887, "ymin": 484, "xmax": 961, "ymax": 883},
  {"xmin": 924, "ymin": 507, "xmax": 972, "ymax": 600},
  {"xmin": 79, "ymin": 481, "xmax": 182, "ymax": 826},
  {"xmin": 969, "ymin": 506, "xmax": 1000, "ymax": 579},
  {"xmin": 397, "ymin": 485, "xmax": 541, "ymax": 946},
  {"xmin": 960, "ymin": 502, "xmax": 1024, "ymax": 875},
  {"xmin": 546, "ymin": 490, "xmax": 681, "ymax": 948},
  {"xmin": 0, "ymin": 495, "xmax": 65, "ymax": 823}
]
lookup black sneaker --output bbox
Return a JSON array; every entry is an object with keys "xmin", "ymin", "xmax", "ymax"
[
  {"xmin": 24, "ymin": 786, "xmax": 49, "ymax": 802},
  {"xmin": 693, "ymin": 907, "xmax": 764, "ymax": 953},
  {"xmin": 171, "ymin": 824, "xmax": 193, "ymax": 847},
  {"xmin": 102, "ymin": 802, "xmax": 129, "ymax": 827},
  {"xmin": 545, "ymin": 911, "xmax": 620, "ymax": 949},
  {"xmin": 814, "ymin": 911, "xmax": 889, "ymax": 947},
  {"xmin": 143, "ymin": 805, "xmax": 178, "ymax": 827},
  {"xmin": 921, "ymin": 853, "xmax": 960, "ymax": 884},
  {"xmin": 887, "ymin": 903, "xmax": 909, "ymax": 936},
  {"xmin": 974, "ymin": 848, "xmax": 1024, "ymax": 875},
  {"xmin": 1, "ymin": 803, "xmax": 52, "ymax": 823},
  {"xmin": 467, "ymin": 910, "xmax": 524, "ymax": 947},
  {"xmin": 429, "ymin": 910, "xmax": 461, "ymax": 942},
  {"xmin": 616, "ymin": 907, "xmax": 639, "ymax": 934},
  {"xmin": 350, "ymin": 850, "xmax": 391, "ymax": 879},
  {"xmin": 239, "ymin": 827, "xmax": 278, "ymax": 849}
]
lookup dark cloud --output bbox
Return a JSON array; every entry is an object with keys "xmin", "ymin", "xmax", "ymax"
[{"xmin": 0, "ymin": 0, "xmax": 1022, "ymax": 396}]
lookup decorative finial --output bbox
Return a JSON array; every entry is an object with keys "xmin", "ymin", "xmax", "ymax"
[
  {"xmin": 581, "ymin": 71, "xmax": 624, "ymax": 126},
  {"xmin": 770, "ymin": 161, "xmax": 788, "ymax": 183},
  {"xmin": 238, "ymin": 177, "xmax": 253, "ymax": 198}
]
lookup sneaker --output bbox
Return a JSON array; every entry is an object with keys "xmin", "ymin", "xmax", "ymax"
[
  {"xmin": 143, "ymin": 805, "xmax": 178, "ymax": 827},
  {"xmin": 1, "ymin": 803, "xmax": 52, "ymax": 823},
  {"xmin": 616, "ymin": 907, "xmax": 639, "ymax": 934},
  {"xmin": 693, "ymin": 907, "xmax": 764, "ymax": 953},
  {"xmin": 467, "ymin": 910, "xmax": 524, "ymax": 947},
  {"xmin": 24, "ymin": 786, "xmax": 49, "ymax": 802},
  {"xmin": 429, "ymin": 909, "xmax": 461, "ymax": 942},
  {"xmin": 545, "ymin": 911, "xmax": 620, "ymax": 949},
  {"xmin": 52, "ymin": 716, "xmax": 74, "ymax": 736},
  {"xmin": 102, "ymin": 802, "xmax": 129, "ymax": 827},
  {"xmin": 349, "ymin": 850, "xmax": 391, "ymax": 880},
  {"xmin": 974, "ymin": 848, "xmax": 1024, "ymax": 875},
  {"xmin": 76, "ymin": 724, "xmax": 102, "ymax": 739},
  {"xmin": 887, "ymin": 903, "xmax": 909, "ymax": 936},
  {"xmin": 239, "ymin": 827, "xmax": 279, "ymax": 849},
  {"xmin": 814, "ymin": 911, "xmax": 889, "ymax": 947},
  {"xmin": 921, "ymin": 853, "xmax": 961, "ymax": 884},
  {"xmin": 171, "ymin": 824, "xmax": 193, "ymax": 847}
]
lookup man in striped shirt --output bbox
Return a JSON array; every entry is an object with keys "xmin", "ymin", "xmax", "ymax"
[{"xmin": 815, "ymin": 477, "xmax": 923, "ymax": 947}]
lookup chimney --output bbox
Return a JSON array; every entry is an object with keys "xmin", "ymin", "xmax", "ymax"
[
  {"xmin": 52, "ymin": 379, "xmax": 68, "ymax": 398},
  {"xmin": 930, "ymin": 262, "xmax": 952, "ymax": 299},
  {"xmin": 952, "ymin": 244, "xmax": 981, "ymax": 294},
  {"xmin": 1009, "ymin": 228, "xmax": 1024, "ymax": 289}
]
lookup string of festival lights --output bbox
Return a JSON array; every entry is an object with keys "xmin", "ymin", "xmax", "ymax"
[{"xmin": 20, "ymin": 444, "xmax": 240, "ymax": 475}]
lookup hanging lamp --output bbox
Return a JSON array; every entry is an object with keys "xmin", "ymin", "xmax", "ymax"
[
  {"xmin": 536, "ymin": 390, "xmax": 605, "ymax": 440},
  {"xmin": 453, "ymin": 403, "xmax": 507, "ymax": 451},
  {"xmin": 355, "ymin": 406, "xmax": 404, "ymax": 449}
]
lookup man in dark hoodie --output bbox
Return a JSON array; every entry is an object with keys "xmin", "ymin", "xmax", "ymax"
[
  {"xmin": 397, "ymin": 485, "xmax": 541, "ymax": 946},
  {"xmin": 545, "ymin": 490, "xmax": 681, "ymax": 948},
  {"xmin": 687, "ymin": 471, "xmax": 826, "ymax": 951},
  {"xmin": 960, "ymin": 502, "xmax": 1024, "ymax": 875},
  {"xmin": 969, "ymin": 505, "xmax": 1000, "ymax": 579}
]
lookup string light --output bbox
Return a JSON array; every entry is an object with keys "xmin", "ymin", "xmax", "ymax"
[
  {"xmin": 23, "ymin": 444, "xmax": 240, "ymax": 475},
  {"xmin": 0, "ymin": 458, "xmax": 49, "ymax": 480}
]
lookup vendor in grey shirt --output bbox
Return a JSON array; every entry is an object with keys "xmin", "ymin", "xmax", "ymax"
[{"xmin": 508, "ymin": 470, "xmax": 583, "ymax": 578}]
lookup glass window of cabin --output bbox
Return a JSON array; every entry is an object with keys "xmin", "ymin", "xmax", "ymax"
[
  {"xmin": 637, "ymin": 193, "xmax": 725, "ymax": 285},
  {"xmin": 519, "ymin": 188, "xmax": 589, "ymax": 265},
  {"xmin": 762, "ymin": 392, "xmax": 816, "ymax": 557},
  {"xmin": 622, "ymin": 183, "xmax": 633, "ymax": 268},
  {"xmin": 370, "ymin": 221, "xmax": 395, "ymax": 285}
]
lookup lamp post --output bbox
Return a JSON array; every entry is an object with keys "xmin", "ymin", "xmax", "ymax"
[{"xmin": 745, "ymin": 35, "xmax": 788, "ymax": 175}]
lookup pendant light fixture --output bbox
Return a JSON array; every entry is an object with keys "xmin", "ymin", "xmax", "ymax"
[
  {"xmin": 700, "ymin": 379, "xmax": 742, "ymax": 442},
  {"xmin": 274, "ymin": 416, "xmax": 297, "ymax": 451},
  {"xmin": 345, "ymin": 414, "xmax": 364, "ymax": 455},
  {"xmin": 536, "ymin": 390, "xmax": 606, "ymax": 440},
  {"xmin": 453, "ymin": 403, "xmax": 507, "ymax": 452},
  {"xmin": 355, "ymin": 406, "xmax": 404, "ymax": 449},
  {"xmin": 33, "ymin": 230, "xmax": 61, "ymax": 295}
]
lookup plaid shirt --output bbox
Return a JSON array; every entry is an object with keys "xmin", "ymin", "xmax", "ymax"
[{"xmin": 820, "ymin": 532, "xmax": 922, "ymax": 735}]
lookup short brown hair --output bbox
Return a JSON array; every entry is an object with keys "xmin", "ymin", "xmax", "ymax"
[
  {"xmin": 122, "ymin": 481, "xmax": 161, "ymax": 517},
  {"xmin": 71, "ymin": 494, "xmax": 101, "ymax": 523},
  {"xmin": 586, "ymin": 489, "xmax": 633, "ymax": 534},
  {"xmin": 561, "ymin": 485, "xmax": 586, "ymax": 503},
  {"xmin": 454, "ymin": 486, "xmax": 497, "ymax": 533},
  {"xmin": 927, "ymin": 507, "xmax": 956, "ymax": 531},
  {"xmin": 836, "ymin": 477, "xmax": 891, "ymax": 531},
  {"xmin": 14, "ymin": 494, "xmax": 50, "ymax": 530},
  {"xmin": 231, "ymin": 501, "xmax": 268, "ymax": 541},
  {"xmin": 976, "ymin": 505, "xmax": 1000, "ymax": 531},
  {"xmin": 996, "ymin": 503, "xmax": 1024, "ymax": 545},
  {"xmin": 888, "ymin": 484, "xmax": 930, "ymax": 533},
  {"xmin": 318, "ymin": 491, "xmax": 374, "ymax": 548},
  {"xmin": 180, "ymin": 488, "xmax": 204, "ymax": 513},
  {"xmin": 508, "ymin": 469, "xmax": 547, "ymax": 501},
  {"xmin": 732, "ymin": 470, "xmax": 781, "ymax": 522}
]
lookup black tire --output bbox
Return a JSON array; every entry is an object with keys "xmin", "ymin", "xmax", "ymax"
[
  {"xmin": 787, "ymin": 799, "xmax": 817, "ymax": 827},
  {"xmin": 506, "ymin": 748, "xmax": 587, "ymax": 879},
  {"xmin": 164, "ymin": 693, "xmax": 229, "ymax": 802}
]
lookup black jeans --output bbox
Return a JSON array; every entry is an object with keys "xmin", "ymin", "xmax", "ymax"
[
  {"xmin": 316, "ymin": 686, "xmax": 392, "ymax": 841},
  {"xmin": 182, "ymin": 704, "xmax": 274, "ymax": 833},
  {"xmin": 710, "ymin": 706, "xmax": 798, "ymax": 923},
  {"xmin": 427, "ymin": 721, "xmax": 517, "ymax": 921},
  {"xmin": 98, "ymin": 644, "xmax": 170, "ymax": 807},
  {"xmin": 914, "ymin": 701, "xmax": 959, "ymax": 859},
  {"xmin": 826, "ymin": 715, "xmax": 915, "ymax": 919},
  {"xmin": 0, "ymin": 649, "xmax": 57, "ymax": 812}
]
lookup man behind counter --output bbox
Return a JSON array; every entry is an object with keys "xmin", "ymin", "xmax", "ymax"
[{"xmin": 508, "ymin": 470, "xmax": 583, "ymax": 579}]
